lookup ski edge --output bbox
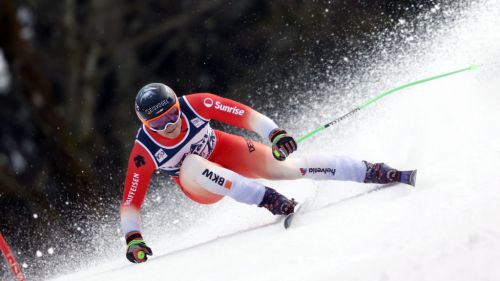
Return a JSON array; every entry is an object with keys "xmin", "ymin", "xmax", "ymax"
[{"xmin": 283, "ymin": 197, "xmax": 310, "ymax": 229}]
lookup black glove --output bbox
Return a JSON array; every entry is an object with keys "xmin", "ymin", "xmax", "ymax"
[
  {"xmin": 125, "ymin": 231, "xmax": 153, "ymax": 263},
  {"xmin": 269, "ymin": 129, "xmax": 297, "ymax": 161}
]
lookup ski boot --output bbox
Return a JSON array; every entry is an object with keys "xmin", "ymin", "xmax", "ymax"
[
  {"xmin": 363, "ymin": 161, "xmax": 417, "ymax": 186},
  {"xmin": 258, "ymin": 187, "xmax": 297, "ymax": 215}
]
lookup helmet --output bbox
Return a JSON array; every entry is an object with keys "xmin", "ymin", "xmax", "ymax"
[{"xmin": 135, "ymin": 83, "xmax": 181, "ymax": 131}]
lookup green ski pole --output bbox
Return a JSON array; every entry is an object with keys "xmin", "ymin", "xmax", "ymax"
[{"xmin": 296, "ymin": 64, "xmax": 481, "ymax": 144}]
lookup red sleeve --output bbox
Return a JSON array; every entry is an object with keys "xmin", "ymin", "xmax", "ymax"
[
  {"xmin": 185, "ymin": 93, "xmax": 278, "ymax": 139},
  {"xmin": 120, "ymin": 141, "xmax": 156, "ymax": 234}
]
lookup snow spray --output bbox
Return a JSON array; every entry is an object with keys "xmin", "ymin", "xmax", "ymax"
[{"xmin": 295, "ymin": 64, "xmax": 481, "ymax": 144}]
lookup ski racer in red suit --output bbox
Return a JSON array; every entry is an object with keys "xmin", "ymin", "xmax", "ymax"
[{"xmin": 121, "ymin": 83, "xmax": 417, "ymax": 263}]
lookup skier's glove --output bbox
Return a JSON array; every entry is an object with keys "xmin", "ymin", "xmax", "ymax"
[
  {"xmin": 269, "ymin": 128, "xmax": 297, "ymax": 161},
  {"xmin": 125, "ymin": 231, "xmax": 153, "ymax": 263}
]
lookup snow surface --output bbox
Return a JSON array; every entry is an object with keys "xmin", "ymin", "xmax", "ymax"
[{"xmin": 50, "ymin": 1, "xmax": 500, "ymax": 281}]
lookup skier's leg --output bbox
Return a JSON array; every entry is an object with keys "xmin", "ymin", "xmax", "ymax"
[
  {"xmin": 178, "ymin": 154, "xmax": 296, "ymax": 214},
  {"xmin": 207, "ymin": 130, "xmax": 302, "ymax": 180},
  {"xmin": 209, "ymin": 130, "xmax": 415, "ymax": 185},
  {"xmin": 209, "ymin": 131, "xmax": 367, "ymax": 182},
  {"xmin": 292, "ymin": 156, "xmax": 416, "ymax": 185},
  {"xmin": 274, "ymin": 154, "xmax": 416, "ymax": 185},
  {"xmin": 179, "ymin": 154, "xmax": 265, "ymax": 205},
  {"xmin": 292, "ymin": 154, "xmax": 367, "ymax": 182},
  {"xmin": 172, "ymin": 175, "xmax": 224, "ymax": 205}
]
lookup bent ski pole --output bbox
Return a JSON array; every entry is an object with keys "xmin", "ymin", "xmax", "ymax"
[{"xmin": 296, "ymin": 64, "xmax": 481, "ymax": 143}]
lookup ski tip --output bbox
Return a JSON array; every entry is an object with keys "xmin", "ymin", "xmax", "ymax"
[
  {"xmin": 283, "ymin": 205, "xmax": 299, "ymax": 229},
  {"xmin": 283, "ymin": 213, "xmax": 294, "ymax": 229},
  {"xmin": 409, "ymin": 170, "xmax": 417, "ymax": 187}
]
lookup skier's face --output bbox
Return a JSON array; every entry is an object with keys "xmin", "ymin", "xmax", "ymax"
[
  {"xmin": 158, "ymin": 118, "xmax": 182, "ymax": 138},
  {"xmin": 144, "ymin": 99, "xmax": 181, "ymax": 131}
]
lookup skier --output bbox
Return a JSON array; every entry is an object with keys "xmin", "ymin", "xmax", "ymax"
[{"xmin": 121, "ymin": 83, "xmax": 416, "ymax": 263}]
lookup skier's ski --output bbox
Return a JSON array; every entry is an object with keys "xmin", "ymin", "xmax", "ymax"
[
  {"xmin": 284, "ymin": 197, "xmax": 311, "ymax": 229},
  {"xmin": 283, "ymin": 174, "xmax": 417, "ymax": 229}
]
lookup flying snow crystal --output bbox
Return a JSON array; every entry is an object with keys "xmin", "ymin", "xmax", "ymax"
[
  {"xmin": 33, "ymin": 213, "xmax": 38, "ymax": 219},
  {"xmin": 48, "ymin": 247, "xmax": 54, "ymax": 255},
  {"xmin": 36, "ymin": 250, "xmax": 43, "ymax": 258},
  {"xmin": 22, "ymin": 262, "xmax": 28, "ymax": 268}
]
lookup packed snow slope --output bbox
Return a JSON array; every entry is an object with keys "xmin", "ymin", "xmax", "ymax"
[{"xmin": 50, "ymin": 1, "xmax": 500, "ymax": 281}]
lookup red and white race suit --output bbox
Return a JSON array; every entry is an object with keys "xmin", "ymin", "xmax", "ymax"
[{"xmin": 120, "ymin": 93, "xmax": 368, "ymax": 234}]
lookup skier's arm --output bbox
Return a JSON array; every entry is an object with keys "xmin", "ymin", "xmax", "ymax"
[
  {"xmin": 120, "ymin": 142, "xmax": 156, "ymax": 236},
  {"xmin": 186, "ymin": 93, "xmax": 297, "ymax": 160},
  {"xmin": 185, "ymin": 93, "xmax": 279, "ymax": 140}
]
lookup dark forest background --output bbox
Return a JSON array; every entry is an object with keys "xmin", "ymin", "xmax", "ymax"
[{"xmin": 1, "ymin": 0, "xmax": 444, "ymax": 278}]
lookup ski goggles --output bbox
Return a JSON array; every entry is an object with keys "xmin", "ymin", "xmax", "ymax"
[{"xmin": 144, "ymin": 100, "xmax": 181, "ymax": 131}]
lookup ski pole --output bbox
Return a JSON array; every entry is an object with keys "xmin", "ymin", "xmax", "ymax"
[
  {"xmin": 0, "ymin": 232, "xmax": 26, "ymax": 281},
  {"xmin": 296, "ymin": 64, "xmax": 481, "ymax": 143}
]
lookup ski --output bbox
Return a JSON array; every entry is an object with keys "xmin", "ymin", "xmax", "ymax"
[
  {"xmin": 283, "ymin": 175, "xmax": 417, "ymax": 229},
  {"xmin": 284, "ymin": 197, "xmax": 311, "ymax": 229}
]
